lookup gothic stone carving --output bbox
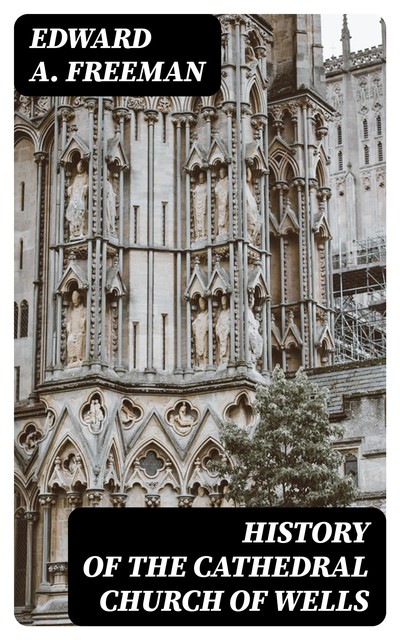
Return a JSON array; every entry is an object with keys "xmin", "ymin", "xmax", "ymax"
[
  {"xmin": 81, "ymin": 393, "xmax": 106, "ymax": 434},
  {"xmin": 215, "ymin": 294, "xmax": 230, "ymax": 364},
  {"xmin": 192, "ymin": 296, "xmax": 208, "ymax": 368},
  {"xmin": 66, "ymin": 159, "xmax": 88, "ymax": 240},
  {"xmin": 166, "ymin": 400, "xmax": 199, "ymax": 436},
  {"xmin": 193, "ymin": 171, "xmax": 208, "ymax": 241},
  {"xmin": 66, "ymin": 291, "xmax": 86, "ymax": 368},
  {"xmin": 215, "ymin": 165, "xmax": 229, "ymax": 236},
  {"xmin": 248, "ymin": 290, "xmax": 263, "ymax": 364},
  {"xmin": 120, "ymin": 398, "xmax": 143, "ymax": 429}
]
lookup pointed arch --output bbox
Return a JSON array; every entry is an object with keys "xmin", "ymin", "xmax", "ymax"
[
  {"xmin": 185, "ymin": 437, "xmax": 229, "ymax": 496},
  {"xmin": 124, "ymin": 437, "xmax": 182, "ymax": 487},
  {"xmin": 316, "ymin": 159, "xmax": 328, "ymax": 188},
  {"xmin": 44, "ymin": 434, "xmax": 89, "ymax": 493},
  {"xmin": 249, "ymin": 81, "xmax": 263, "ymax": 114}
]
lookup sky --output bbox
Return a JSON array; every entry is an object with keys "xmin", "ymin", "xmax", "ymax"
[{"xmin": 321, "ymin": 14, "xmax": 383, "ymax": 58}]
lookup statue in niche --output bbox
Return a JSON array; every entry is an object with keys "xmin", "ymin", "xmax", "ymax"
[
  {"xmin": 66, "ymin": 160, "xmax": 88, "ymax": 239},
  {"xmin": 248, "ymin": 291, "xmax": 263, "ymax": 365},
  {"xmin": 106, "ymin": 171, "xmax": 117, "ymax": 237},
  {"xmin": 192, "ymin": 296, "xmax": 208, "ymax": 368},
  {"xmin": 66, "ymin": 290, "xmax": 86, "ymax": 368},
  {"xmin": 215, "ymin": 165, "xmax": 229, "ymax": 235},
  {"xmin": 193, "ymin": 171, "xmax": 207, "ymax": 240},
  {"xmin": 245, "ymin": 167, "xmax": 262, "ymax": 244},
  {"xmin": 173, "ymin": 402, "xmax": 196, "ymax": 435},
  {"xmin": 215, "ymin": 294, "xmax": 230, "ymax": 364},
  {"xmin": 83, "ymin": 398, "xmax": 105, "ymax": 433}
]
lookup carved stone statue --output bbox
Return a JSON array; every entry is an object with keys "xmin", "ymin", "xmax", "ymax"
[
  {"xmin": 106, "ymin": 171, "xmax": 117, "ymax": 237},
  {"xmin": 248, "ymin": 291, "xmax": 263, "ymax": 365},
  {"xmin": 215, "ymin": 294, "xmax": 230, "ymax": 364},
  {"xmin": 193, "ymin": 171, "xmax": 207, "ymax": 240},
  {"xmin": 84, "ymin": 398, "xmax": 105, "ymax": 433},
  {"xmin": 245, "ymin": 167, "xmax": 262, "ymax": 244},
  {"xmin": 66, "ymin": 160, "xmax": 88, "ymax": 239},
  {"xmin": 192, "ymin": 296, "xmax": 208, "ymax": 368},
  {"xmin": 173, "ymin": 402, "xmax": 196, "ymax": 435},
  {"xmin": 66, "ymin": 291, "xmax": 86, "ymax": 368},
  {"xmin": 215, "ymin": 166, "xmax": 229, "ymax": 235}
]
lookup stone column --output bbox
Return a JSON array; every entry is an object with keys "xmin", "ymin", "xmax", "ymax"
[
  {"xmin": 25, "ymin": 511, "xmax": 38, "ymax": 607},
  {"xmin": 30, "ymin": 152, "xmax": 48, "ymax": 397},
  {"xmin": 47, "ymin": 98, "xmax": 59, "ymax": 372},
  {"xmin": 294, "ymin": 178, "xmax": 306, "ymax": 367},
  {"xmin": 222, "ymin": 103, "xmax": 237, "ymax": 365},
  {"xmin": 183, "ymin": 113, "xmax": 196, "ymax": 372},
  {"xmin": 38, "ymin": 494, "xmax": 56, "ymax": 586},
  {"xmin": 171, "ymin": 114, "xmax": 183, "ymax": 374},
  {"xmin": 55, "ymin": 106, "xmax": 74, "ymax": 370},
  {"xmin": 84, "ymin": 98, "xmax": 97, "ymax": 367},
  {"xmin": 113, "ymin": 107, "xmax": 130, "ymax": 371},
  {"xmin": 252, "ymin": 113, "xmax": 270, "ymax": 373},
  {"xmin": 144, "ymin": 109, "xmax": 158, "ymax": 373}
]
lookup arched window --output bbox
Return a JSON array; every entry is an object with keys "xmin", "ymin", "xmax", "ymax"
[
  {"xmin": 337, "ymin": 124, "xmax": 342, "ymax": 146},
  {"xmin": 20, "ymin": 300, "xmax": 29, "ymax": 338},
  {"xmin": 362, "ymin": 118, "xmax": 368, "ymax": 139},
  {"xmin": 376, "ymin": 114, "xmax": 382, "ymax": 136},
  {"xmin": 344, "ymin": 454, "xmax": 358, "ymax": 486},
  {"xmin": 14, "ymin": 302, "xmax": 19, "ymax": 339},
  {"xmin": 364, "ymin": 145, "xmax": 370, "ymax": 165},
  {"xmin": 338, "ymin": 150, "xmax": 343, "ymax": 171},
  {"xmin": 377, "ymin": 141, "xmax": 383, "ymax": 162}
]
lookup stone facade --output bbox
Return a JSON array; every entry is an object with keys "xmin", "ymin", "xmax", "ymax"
[
  {"xmin": 14, "ymin": 14, "xmax": 385, "ymax": 625},
  {"xmin": 324, "ymin": 16, "xmax": 386, "ymax": 257}
]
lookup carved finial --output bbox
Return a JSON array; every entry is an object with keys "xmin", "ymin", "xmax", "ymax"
[{"xmin": 341, "ymin": 15, "xmax": 351, "ymax": 65}]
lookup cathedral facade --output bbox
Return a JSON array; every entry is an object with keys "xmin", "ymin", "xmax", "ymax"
[{"xmin": 14, "ymin": 14, "xmax": 385, "ymax": 624}]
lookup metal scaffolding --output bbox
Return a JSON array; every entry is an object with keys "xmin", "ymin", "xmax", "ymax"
[{"xmin": 332, "ymin": 236, "xmax": 386, "ymax": 362}]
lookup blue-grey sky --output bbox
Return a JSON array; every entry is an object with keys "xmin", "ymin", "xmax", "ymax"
[{"xmin": 321, "ymin": 14, "xmax": 383, "ymax": 58}]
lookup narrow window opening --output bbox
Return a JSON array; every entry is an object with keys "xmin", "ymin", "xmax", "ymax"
[
  {"xmin": 376, "ymin": 114, "xmax": 382, "ymax": 136},
  {"xmin": 134, "ymin": 112, "xmax": 139, "ymax": 141},
  {"xmin": 14, "ymin": 302, "xmax": 19, "ymax": 339},
  {"xmin": 364, "ymin": 145, "xmax": 370, "ymax": 165},
  {"xmin": 14, "ymin": 366, "xmax": 20, "ymax": 402},
  {"xmin": 133, "ymin": 206, "xmax": 139, "ymax": 244},
  {"xmin": 132, "ymin": 322, "xmax": 138, "ymax": 369},
  {"xmin": 363, "ymin": 118, "xmax": 368, "ymax": 139},
  {"xmin": 377, "ymin": 141, "xmax": 383, "ymax": 162},
  {"xmin": 19, "ymin": 239, "xmax": 23, "ymax": 270},
  {"xmin": 162, "ymin": 202, "xmax": 167, "ymax": 246},
  {"xmin": 162, "ymin": 313, "xmax": 167, "ymax": 370},
  {"xmin": 344, "ymin": 453, "xmax": 358, "ymax": 487},
  {"xmin": 20, "ymin": 300, "xmax": 29, "ymax": 338},
  {"xmin": 162, "ymin": 113, "xmax": 167, "ymax": 143},
  {"xmin": 337, "ymin": 124, "xmax": 342, "ymax": 146},
  {"xmin": 20, "ymin": 182, "xmax": 25, "ymax": 212},
  {"xmin": 338, "ymin": 150, "xmax": 343, "ymax": 171}
]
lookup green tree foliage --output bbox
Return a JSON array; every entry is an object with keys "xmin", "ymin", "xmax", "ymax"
[{"xmin": 214, "ymin": 366, "xmax": 358, "ymax": 507}]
